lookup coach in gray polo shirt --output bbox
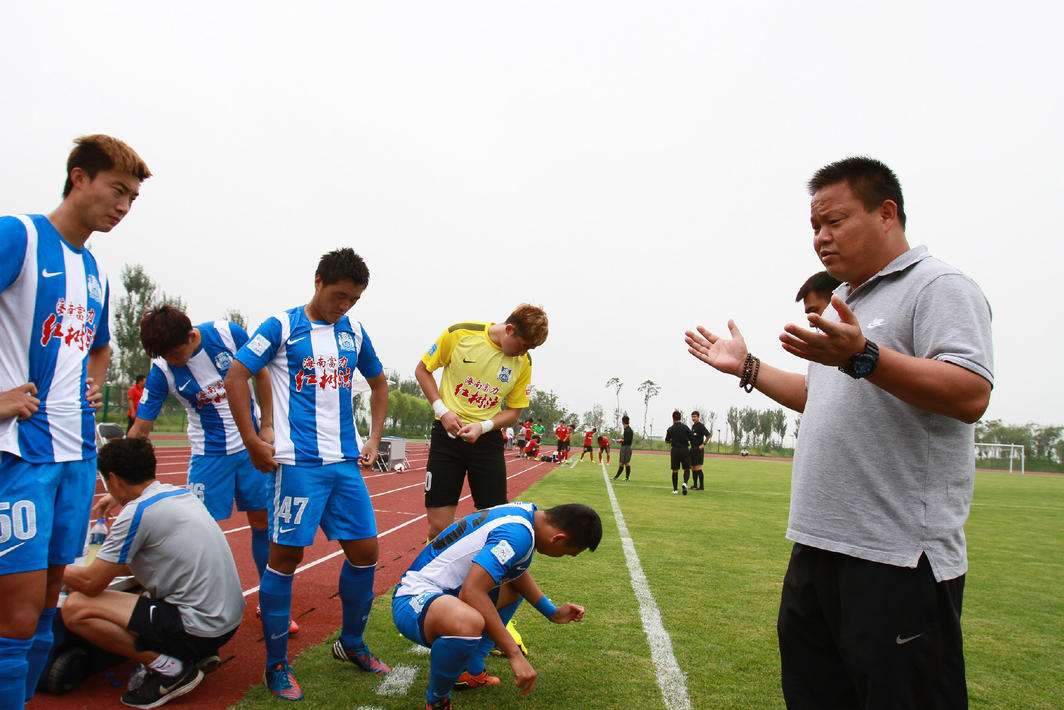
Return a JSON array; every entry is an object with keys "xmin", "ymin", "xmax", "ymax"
[
  {"xmin": 686, "ymin": 157, "xmax": 992, "ymax": 709},
  {"xmin": 63, "ymin": 438, "xmax": 244, "ymax": 709}
]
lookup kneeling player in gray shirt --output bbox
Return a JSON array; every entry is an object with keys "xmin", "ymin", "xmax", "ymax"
[{"xmin": 63, "ymin": 439, "xmax": 244, "ymax": 709}]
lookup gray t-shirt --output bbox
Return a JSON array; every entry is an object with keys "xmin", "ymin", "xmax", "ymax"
[
  {"xmin": 98, "ymin": 481, "xmax": 245, "ymax": 636},
  {"xmin": 789, "ymin": 246, "xmax": 993, "ymax": 581}
]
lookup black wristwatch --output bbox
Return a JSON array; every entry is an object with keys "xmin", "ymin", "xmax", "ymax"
[{"xmin": 839, "ymin": 339, "xmax": 880, "ymax": 379}]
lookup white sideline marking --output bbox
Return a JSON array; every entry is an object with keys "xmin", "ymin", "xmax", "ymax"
[
  {"xmin": 241, "ymin": 459, "xmax": 550, "ymax": 597},
  {"xmin": 408, "ymin": 644, "xmax": 430, "ymax": 655},
  {"xmin": 602, "ymin": 467, "xmax": 691, "ymax": 710},
  {"xmin": 376, "ymin": 664, "xmax": 418, "ymax": 697},
  {"xmin": 356, "ymin": 706, "xmax": 385, "ymax": 710}
]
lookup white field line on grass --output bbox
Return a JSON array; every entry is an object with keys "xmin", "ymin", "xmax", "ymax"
[
  {"xmin": 601, "ymin": 466, "xmax": 692, "ymax": 710},
  {"xmin": 375, "ymin": 665, "xmax": 418, "ymax": 697},
  {"xmin": 241, "ymin": 458, "xmax": 551, "ymax": 597}
]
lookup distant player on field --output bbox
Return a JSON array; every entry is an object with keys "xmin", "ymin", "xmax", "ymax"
[
  {"xmin": 392, "ymin": 502, "xmax": 602, "ymax": 710},
  {"xmin": 64, "ymin": 439, "xmax": 243, "ymax": 709},
  {"xmin": 795, "ymin": 270, "xmax": 842, "ymax": 316},
  {"xmin": 128, "ymin": 305, "xmax": 291, "ymax": 632},
  {"xmin": 578, "ymin": 427, "xmax": 596, "ymax": 463},
  {"xmin": 226, "ymin": 248, "xmax": 392, "ymax": 701},
  {"xmin": 665, "ymin": 411, "xmax": 693, "ymax": 495},
  {"xmin": 597, "ymin": 433, "xmax": 611, "ymax": 464},
  {"xmin": 554, "ymin": 421, "xmax": 571, "ymax": 461},
  {"xmin": 689, "ymin": 411, "xmax": 711, "ymax": 491},
  {"xmin": 613, "ymin": 415, "xmax": 634, "ymax": 480},
  {"xmin": 414, "ymin": 305, "xmax": 548, "ymax": 540},
  {"xmin": 126, "ymin": 375, "xmax": 144, "ymax": 431},
  {"xmin": 0, "ymin": 134, "xmax": 149, "ymax": 706}
]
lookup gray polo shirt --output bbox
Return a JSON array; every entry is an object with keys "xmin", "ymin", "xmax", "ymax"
[
  {"xmin": 789, "ymin": 246, "xmax": 993, "ymax": 581},
  {"xmin": 98, "ymin": 481, "xmax": 245, "ymax": 636}
]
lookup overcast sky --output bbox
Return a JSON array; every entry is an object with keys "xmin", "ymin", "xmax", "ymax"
[{"xmin": 4, "ymin": 1, "xmax": 1062, "ymax": 436}]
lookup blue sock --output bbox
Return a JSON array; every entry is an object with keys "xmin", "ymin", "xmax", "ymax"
[
  {"xmin": 338, "ymin": 561, "xmax": 375, "ymax": 651},
  {"xmin": 23, "ymin": 607, "xmax": 56, "ymax": 700},
  {"xmin": 427, "ymin": 635, "xmax": 479, "ymax": 703},
  {"xmin": 250, "ymin": 528, "xmax": 269, "ymax": 580},
  {"xmin": 466, "ymin": 599, "xmax": 521, "ymax": 676},
  {"xmin": 259, "ymin": 566, "xmax": 294, "ymax": 667},
  {"xmin": 0, "ymin": 635, "xmax": 33, "ymax": 710}
]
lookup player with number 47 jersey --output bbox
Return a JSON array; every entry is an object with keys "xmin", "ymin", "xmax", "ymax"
[{"xmin": 225, "ymin": 248, "xmax": 391, "ymax": 702}]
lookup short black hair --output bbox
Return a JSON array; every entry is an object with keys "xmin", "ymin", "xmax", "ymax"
[
  {"xmin": 135, "ymin": 374, "xmax": 145, "ymax": 383},
  {"xmin": 672, "ymin": 410, "xmax": 681, "ymax": 421},
  {"xmin": 545, "ymin": 503, "xmax": 602, "ymax": 552},
  {"xmin": 691, "ymin": 410, "xmax": 700, "ymax": 417},
  {"xmin": 795, "ymin": 271, "xmax": 842, "ymax": 302},
  {"xmin": 621, "ymin": 415, "xmax": 630, "ymax": 425},
  {"xmin": 316, "ymin": 248, "xmax": 369, "ymax": 287},
  {"xmin": 98, "ymin": 438, "xmax": 156, "ymax": 485},
  {"xmin": 808, "ymin": 156, "xmax": 906, "ymax": 228},
  {"xmin": 140, "ymin": 305, "xmax": 193, "ymax": 358}
]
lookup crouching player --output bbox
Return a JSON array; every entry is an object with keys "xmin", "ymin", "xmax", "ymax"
[
  {"xmin": 63, "ymin": 438, "xmax": 243, "ymax": 709},
  {"xmin": 393, "ymin": 502, "xmax": 602, "ymax": 710}
]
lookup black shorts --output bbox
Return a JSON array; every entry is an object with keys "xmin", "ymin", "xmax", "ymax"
[
  {"xmin": 619, "ymin": 445, "xmax": 633, "ymax": 464},
  {"xmin": 778, "ymin": 544, "xmax": 967, "ymax": 709},
  {"xmin": 691, "ymin": 447, "xmax": 705, "ymax": 466},
  {"xmin": 127, "ymin": 596, "xmax": 238, "ymax": 664},
  {"xmin": 557, "ymin": 440, "xmax": 569, "ymax": 452},
  {"xmin": 583, "ymin": 445, "xmax": 593, "ymax": 453},
  {"xmin": 670, "ymin": 448, "xmax": 691, "ymax": 471},
  {"xmin": 425, "ymin": 421, "xmax": 507, "ymax": 509}
]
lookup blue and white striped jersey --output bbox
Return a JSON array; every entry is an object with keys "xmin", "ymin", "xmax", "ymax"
[
  {"xmin": 137, "ymin": 320, "xmax": 256, "ymax": 456},
  {"xmin": 396, "ymin": 503, "xmax": 537, "ymax": 598},
  {"xmin": 233, "ymin": 305, "xmax": 383, "ymax": 466},
  {"xmin": 0, "ymin": 215, "xmax": 110, "ymax": 463}
]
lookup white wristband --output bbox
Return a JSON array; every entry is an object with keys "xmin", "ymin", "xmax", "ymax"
[
  {"xmin": 480, "ymin": 419, "xmax": 494, "ymax": 434},
  {"xmin": 432, "ymin": 399, "xmax": 449, "ymax": 418}
]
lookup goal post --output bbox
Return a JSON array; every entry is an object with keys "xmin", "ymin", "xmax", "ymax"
[{"xmin": 974, "ymin": 442, "xmax": 1025, "ymax": 475}]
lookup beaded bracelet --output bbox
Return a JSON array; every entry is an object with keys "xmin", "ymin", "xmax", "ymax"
[{"xmin": 739, "ymin": 354, "xmax": 761, "ymax": 392}]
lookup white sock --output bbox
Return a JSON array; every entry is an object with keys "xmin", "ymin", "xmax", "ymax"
[{"xmin": 148, "ymin": 654, "xmax": 185, "ymax": 677}]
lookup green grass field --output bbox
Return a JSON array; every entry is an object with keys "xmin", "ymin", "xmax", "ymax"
[{"xmin": 234, "ymin": 456, "xmax": 1064, "ymax": 709}]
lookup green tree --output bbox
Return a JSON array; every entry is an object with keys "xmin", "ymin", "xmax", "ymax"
[
  {"xmin": 225, "ymin": 309, "xmax": 247, "ymax": 329},
  {"xmin": 582, "ymin": 403, "xmax": 605, "ymax": 432},
  {"xmin": 524, "ymin": 389, "xmax": 570, "ymax": 428},
  {"xmin": 606, "ymin": 377, "xmax": 623, "ymax": 430},
  {"xmin": 726, "ymin": 406, "xmax": 742, "ymax": 451},
  {"xmin": 637, "ymin": 380, "xmax": 661, "ymax": 437},
  {"xmin": 112, "ymin": 264, "xmax": 185, "ymax": 385}
]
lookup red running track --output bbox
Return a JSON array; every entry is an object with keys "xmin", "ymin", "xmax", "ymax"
[{"xmin": 30, "ymin": 442, "xmax": 558, "ymax": 710}]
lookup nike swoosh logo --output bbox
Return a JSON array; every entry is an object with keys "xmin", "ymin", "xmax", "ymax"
[
  {"xmin": 270, "ymin": 631, "xmax": 288, "ymax": 640},
  {"xmin": 41, "ymin": 269, "xmax": 63, "ymax": 278},
  {"xmin": 278, "ymin": 526, "xmax": 296, "ymax": 534},
  {"xmin": 149, "ymin": 605, "xmax": 156, "ymax": 623},
  {"xmin": 462, "ymin": 358, "xmax": 476, "ymax": 363},
  {"xmin": 286, "ymin": 336, "xmax": 306, "ymax": 346},
  {"xmin": 896, "ymin": 633, "xmax": 924, "ymax": 645},
  {"xmin": 178, "ymin": 381, "xmax": 194, "ymax": 392},
  {"xmin": 0, "ymin": 542, "xmax": 27, "ymax": 558}
]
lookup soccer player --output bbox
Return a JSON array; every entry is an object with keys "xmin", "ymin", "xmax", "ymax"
[
  {"xmin": 225, "ymin": 248, "xmax": 392, "ymax": 701},
  {"xmin": 554, "ymin": 420, "xmax": 571, "ymax": 461},
  {"xmin": 531, "ymin": 419, "xmax": 546, "ymax": 443},
  {"xmin": 523, "ymin": 437, "xmax": 540, "ymax": 460},
  {"xmin": 795, "ymin": 270, "xmax": 842, "ymax": 316},
  {"xmin": 414, "ymin": 304, "xmax": 548, "ymax": 540},
  {"xmin": 0, "ymin": 134, "xmax": 149, "ymax": 706},
  {"xmin": 127, "ymin": 305, "xmax": 289, "ymax": 631},
  {"xmin": 578, "ymin": 427, "xmax": 596, "ymax": 463},
  {"xmin": 596, "ymin": 432, "xmax": 611, "ymax": 464},
  {"xmin": 392, "ymin": 502, "xmax": 602, "ymax": 710},
  {"xmin": 64, "ymin": 439, "xmax": 243, "ymax": 709},
  {"xmin": 126, "ymin": 374, "xmax": 145, "ymax": 431},
  {"xmin": 689, "ymin": 411, "xmax": 711, "ymax": 490},
  {"xmin": 613, "ymin": 415, "xmax": 634, "ymax": 481},
  {"xmin": 665, "ymin": 411, "xmax": 693, "ymax": 495}
]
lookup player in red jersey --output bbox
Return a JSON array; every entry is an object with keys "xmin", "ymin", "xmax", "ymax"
[
  {"xmin": 597, "ymin": 434, "xmax": 611, "ymax": 464},
  {"xmin": 554, "ymin": 421, "xmax": 571, "ymax": 461},
  {"xmin": 578, "ymin": 427, "xmax": 596, "ymax": 463}
]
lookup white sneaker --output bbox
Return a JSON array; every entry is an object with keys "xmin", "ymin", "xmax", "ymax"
[
  {"xmin": 672, "ymin": 490, "xmax": 678, "ymax": 495},
  {"xmin": 682, "ymin": 483, "xmax": 688, "ymax": 496}
]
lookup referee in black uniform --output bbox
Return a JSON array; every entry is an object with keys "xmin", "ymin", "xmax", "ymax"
[
  {"xmin": 613, "ymin": 415, "xmax": 634, "ymax": 481},
  {"xmin": 664, "ymin": 411, "xmax": 693, "ymax": 495},
  {"xmin": 689, "ymin": 411, "xmax": 711, "ymax": 490}
]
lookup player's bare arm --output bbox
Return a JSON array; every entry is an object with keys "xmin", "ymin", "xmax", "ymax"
[
  {"xmin": 359, "ymin": 372, "xmax": 389, "ymax": 466},
  {"xmin": 62, "ymin": 558, "xmax": 130, "ymax": 597},
  {"xmin": 224, "ymin": 360, "xmax": 276, "ymax": 472},
  {"xmin": 783, "ymin": 296, "xmax": 991, "ymax": 423},
  {"xmin": 509, "ymin": 570, "xmax": 585, "ymax": 624},
  {"xmin": 415, "ymin": 360, "xmax": 461, "ymax": 436},
  {"xmin": 686, "ymin": 320, "xmax": 808, "ymax": 412},
  {"xmin": 86, "ymin": 345, "xmax": 111, "ymax": 410},
  {"xmin": 253, "ymin": 368, "xmax": 274, "ymax": 443},
  {"xmin": 126, "ymin": 418, "xmax": 154, "ymax": 439},
  {"xmin": 0, "ymin": 383, "xmax": 39, "ymax": 420},
  {"xmin": 459, "ymin": 564, "xmax": 537, "ymax": 695}
]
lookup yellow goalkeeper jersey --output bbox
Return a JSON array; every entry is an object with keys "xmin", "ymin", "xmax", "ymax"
[{"xmin": 421, "ymin": 322, "xmax": 533, "ymax": 423}]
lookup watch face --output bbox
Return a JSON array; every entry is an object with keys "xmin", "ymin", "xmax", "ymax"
[{"xmin": 853, "ymin": 353, "xmax": 876, "ymax": 377}]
